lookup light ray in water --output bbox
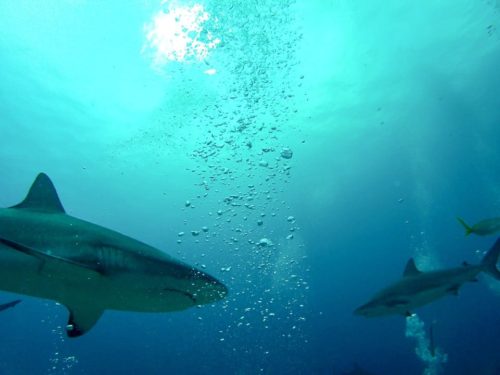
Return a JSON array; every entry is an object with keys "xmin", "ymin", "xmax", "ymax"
[{"xmin": 143, "ymin": 1, "xmax": 220, "ymax": 68}]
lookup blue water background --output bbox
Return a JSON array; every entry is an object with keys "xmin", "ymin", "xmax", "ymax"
[{"xmin": 1, "ymin": 1, "xmax": 500, "ymax": 374}]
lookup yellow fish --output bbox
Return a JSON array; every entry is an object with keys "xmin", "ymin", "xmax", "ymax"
[{"xmin": 457, "ymin": 217, "xmax": 500, "ymax": 236}]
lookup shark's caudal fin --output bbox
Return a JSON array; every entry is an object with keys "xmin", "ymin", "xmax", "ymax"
[
  {"xmin": 481, "ymin": 238, "xmax": 500, "ymax": 280},
  {"xmin": 456, "ymin": 217, "xmax": 473, "ymax": 236},
  {"xmin": 10, "ymin": 173, "xmax": 65, "ymax": 213}
]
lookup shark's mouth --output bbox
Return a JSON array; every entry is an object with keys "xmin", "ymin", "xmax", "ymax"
[{"xmin": 163, "ymin": 287, "xmax": 197, "ymax": 303}]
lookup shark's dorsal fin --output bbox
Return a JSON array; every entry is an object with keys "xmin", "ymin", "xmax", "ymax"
[
  {"xmin": 403, "ymin": 258, "xmax": 422, "ymax": 277},
  {"xmin": 10, "ymin": 173, "xmax": 65, "ymax": 213},
  {"xmin": 66, "ymin": 305, "xmax": 104, "ymax": 338}
]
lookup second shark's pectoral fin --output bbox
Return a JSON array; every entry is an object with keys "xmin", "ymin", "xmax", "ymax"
[
  {"xmin": 0, "ymin": 238, "xmax": 104, "ymax": 276},
  {"xmin": 66, "ymin": 305, "xmax": 104, "ymax": 338}
]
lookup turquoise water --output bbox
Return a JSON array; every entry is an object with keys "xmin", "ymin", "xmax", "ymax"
[{"xmin": 1, "ymin": 1, "xmax": 499, "ymax": 374}]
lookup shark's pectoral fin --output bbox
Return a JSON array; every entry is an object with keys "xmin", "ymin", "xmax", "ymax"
[
  {"xmin": 66, "ymin": 305, "xmax": 104, "ymax": 338},
  {"xmin": 0, "ymin": 238, "xmax": 104, "ymax": 276}
]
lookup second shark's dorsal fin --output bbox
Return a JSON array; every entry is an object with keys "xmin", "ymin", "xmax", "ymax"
[
  {"xmin": 10, "ymin": 173, "xmax": 65, "ymax": 213},
  {"xmin": 403, "ymin": 258, "xmax": 422, "ymax": 277}
]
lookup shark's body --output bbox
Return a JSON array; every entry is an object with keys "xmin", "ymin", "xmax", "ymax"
[
  {"xmin": 457, "ymin": 216, "xmax": 500, "ymax": 236},
  {"xmin": 0, "ymin": 299, "xmax": 21, "ymax": 312},
  {"xmin": 0, "ymin": 173, "xmax": 227, "ymax": 337},
  {"xmin": 354, "ymin": 238, "xmax": 500, "ymax": 317}
]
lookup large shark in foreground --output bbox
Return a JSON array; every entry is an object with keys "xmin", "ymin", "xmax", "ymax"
[
  {"xmin": 355, "ymin": 238, "xmax": 500, "ymax": 317},
  {"xmin": 0, "ymin": 173, "xmax": 227, "ymax": 337}
]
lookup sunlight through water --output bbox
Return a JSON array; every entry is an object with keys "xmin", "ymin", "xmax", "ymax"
[{"xmin": 143, "ymin": 1, "xmax": 220, "ymax": 69}]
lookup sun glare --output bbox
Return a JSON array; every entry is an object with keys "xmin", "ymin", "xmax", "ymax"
[{"xmin": 144, "ymin": 1, "xmax": 220, "ymax": 69}]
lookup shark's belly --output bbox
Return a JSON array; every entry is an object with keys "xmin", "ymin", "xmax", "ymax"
[
  {"xmin": 101, "ymin": 273, "xmax": 196, "ymax": 313},
  {"xmin": 406, "ymin": 287, "xmax": 451, "ymax": 309}
]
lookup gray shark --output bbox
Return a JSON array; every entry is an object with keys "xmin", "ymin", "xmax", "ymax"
[
  {"xmin": 0, "ymin": 173, "xmax": 227, "ymax": 337},
  {"xmin": 354, "ymin": 238, "xmax": 500, "ymax": 317},
  {"xmin": 0, "ymin": 299, "xmax": 21, "ymax": 312}
]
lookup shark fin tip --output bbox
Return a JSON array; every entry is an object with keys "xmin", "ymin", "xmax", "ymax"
[
  {"xmin": 10, "ymin": 173, "xmax": 65, "ymax": 213},
  {"xmin": 403, "ymin": 258, "xmax": 422, "ymax": 277}
]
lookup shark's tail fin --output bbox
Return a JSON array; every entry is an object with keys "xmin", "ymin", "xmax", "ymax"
[
  {"xmin": 457, "ymin": 217, "xmax": 473, "ymax": 236},
  {"xmin": 481, "ymin": 238, "xmax": 500, "ymax": 280}
]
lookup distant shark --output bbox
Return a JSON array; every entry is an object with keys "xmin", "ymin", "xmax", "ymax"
[
  {"xmin": 354, "ymin": 238, "xmax": 500, "ymax": 317},
  {"xmin": 0, "ymin": 173, "xmax": 227, "ymax": 337},
  {"xmin": 0, "ymin": 299, "xmax": 21, "ymax": 312}
]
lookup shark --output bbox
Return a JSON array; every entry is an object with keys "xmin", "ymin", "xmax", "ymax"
[
  {"xmin": 354, "ymin": 238, "xmax": 500, "ymax": 317},
  {"xmin": 0, "ymin": 299, "xmax": 21, "ymax": 312},
  {"xmin": 0, "ymin": 173, "xmax": 228, "ymax": 337}
]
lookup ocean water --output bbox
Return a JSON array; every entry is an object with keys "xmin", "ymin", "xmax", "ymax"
[{"xmin": 0, "ymin": 0, "xmax": 499, "ymax": 374}]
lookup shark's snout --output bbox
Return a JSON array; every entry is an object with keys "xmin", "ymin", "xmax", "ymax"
[{"xmin": 190, "ymin": 270, "xmax": 228, "ymax": 305}]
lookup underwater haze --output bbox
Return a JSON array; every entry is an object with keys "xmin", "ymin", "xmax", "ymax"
[{"xmin": 1, "ymin": 0, "xmax": 500, "ymax": 374}]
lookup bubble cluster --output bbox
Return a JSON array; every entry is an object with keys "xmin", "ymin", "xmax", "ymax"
[
  {"xmin": 44, "ymin": 303, "xmax": 79, "ymax": 374},
  {"xmin": 121, "ymin": 0, "xmax": 309, "ymax": 371},
  {"xmin": 405, "ymin": 314, "xmax": 448, "ymax": 375}
]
